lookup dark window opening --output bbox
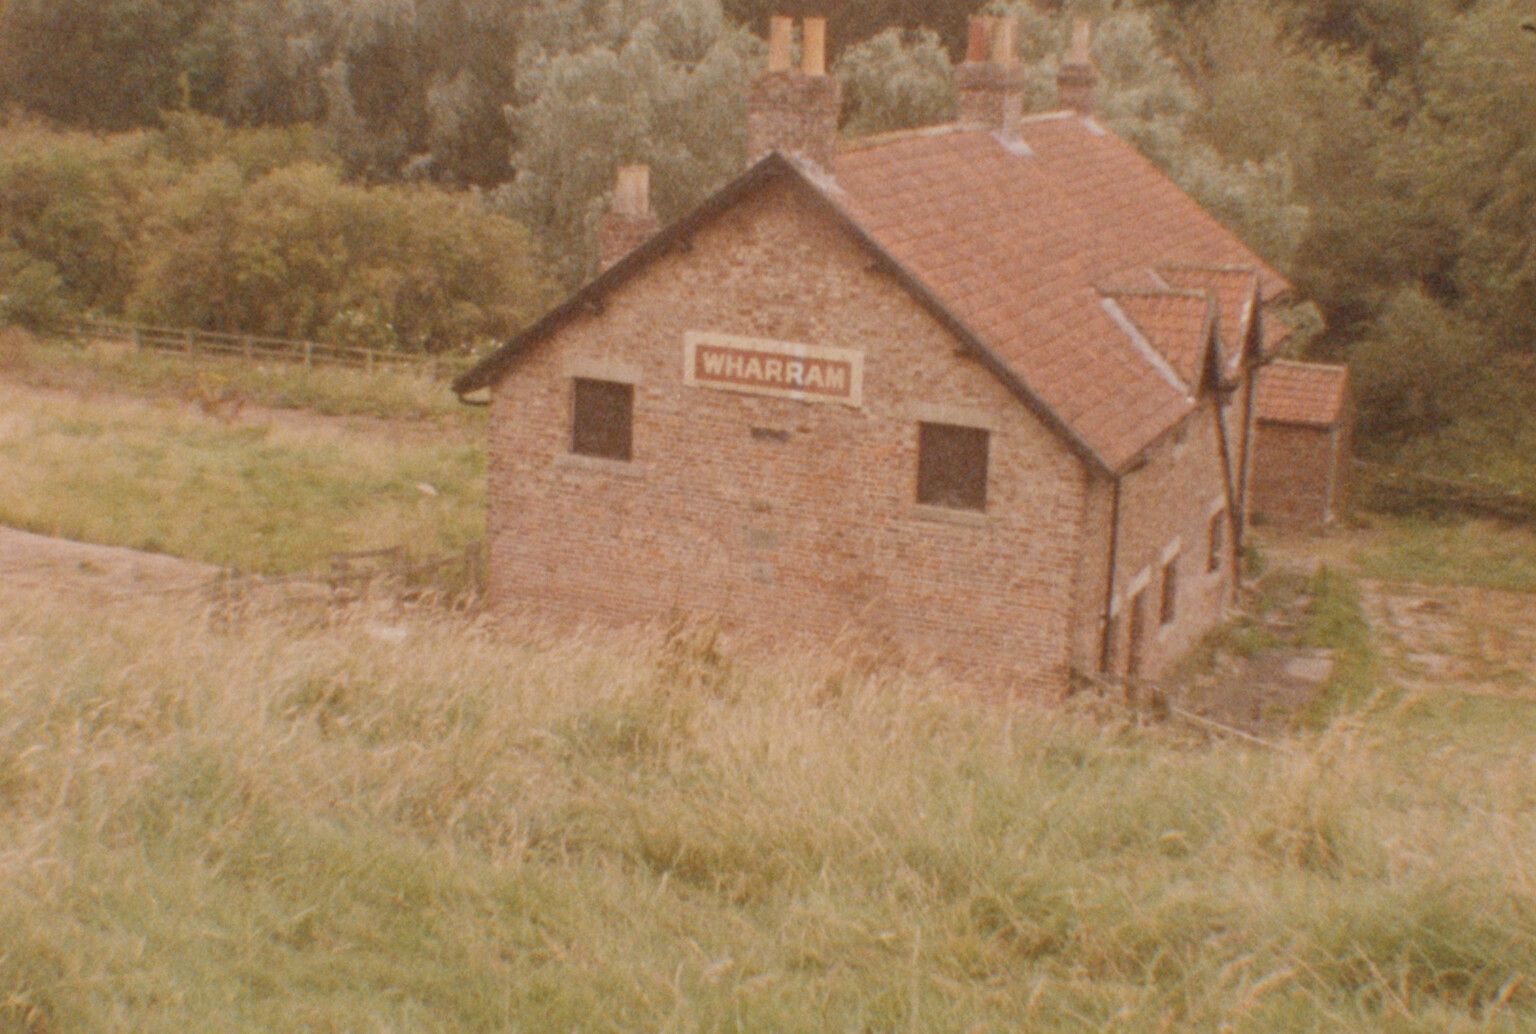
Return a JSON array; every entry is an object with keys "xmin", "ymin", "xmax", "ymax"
[
  {"xmin": 571, "ymin": 378, "xmax": 633, "ymax": 461},
  {"xmin": 1160, "ymin": 558, "xmax": 1179, "ymax": 626},
  {"xmin": 1208, "ymin": 511, "xmax": 1226, "ymax": 573},
  {"xmin": 917, "ymin": 422, "xmax": 989, "ymax": 511}
]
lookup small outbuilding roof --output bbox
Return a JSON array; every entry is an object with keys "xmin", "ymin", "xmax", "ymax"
[{"xmin": 1255, "ymin": 360, "xmax": 1351, "ymax": 428}]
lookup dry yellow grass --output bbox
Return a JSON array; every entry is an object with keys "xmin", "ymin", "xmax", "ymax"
[{"xmin": 1, "ymin": 583, "xmax": 1533, "ymax": 1032}]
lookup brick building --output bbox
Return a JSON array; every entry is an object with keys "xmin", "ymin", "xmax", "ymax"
[
  {"xmin": 1251, "ymin": 361, "xmax": 1354, "ymax": 528},
  {"xmin": 455, "ymin": 16, "xmax": 1297, "ymax": 694}
]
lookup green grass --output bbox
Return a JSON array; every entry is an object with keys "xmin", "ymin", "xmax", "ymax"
[
  {"xmin": 0, "ymin": 381, "xmax": 483, "ymax": 573},
  {"xmin": 1, "ymin": 589, "xmax": 1534, "ymax": 1032},
  {"xmin": 1350, "ymin": 516, "xmax": 1536, "ymax": 594},
  {"xmin": 1297, "ymin": 567, "xmax": 1387, "ymax": 725},
  {"xmin": 0, "ymin": 326, "xmax": 482, "ymax": 422}
]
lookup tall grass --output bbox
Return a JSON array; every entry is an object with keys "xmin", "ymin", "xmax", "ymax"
[
  {"xmin": 1, "ymin": 588, "xmax": 1532, "ymax": 1032},
  {"xmin": 0, "ymin": 380, "xmax": 483, "ymax": 573}
]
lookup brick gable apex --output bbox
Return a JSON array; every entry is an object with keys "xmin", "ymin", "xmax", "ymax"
[{"xmin": 455, "ymin": 151, "xmax": 1115, "ymax": 474}]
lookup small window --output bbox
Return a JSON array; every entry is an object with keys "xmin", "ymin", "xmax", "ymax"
[
  {"xmin": 1160, "ymin": 558, "xmax": 1179, "ymax": 626},
  {"xmin": 1208, "ymin": 511, "xmax": 1226, "ymax": 573},
  {"xmin": 571, "ymin": 378, "xmax": 632, "ymax": 461},
  {"xmin": 917, "ymin": 422, "xmax": 989, "ymax": 511}
]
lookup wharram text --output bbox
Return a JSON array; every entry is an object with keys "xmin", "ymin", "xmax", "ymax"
[{"xmin": 683, "ymin": 332, "xmax": 863, "ymax": 406}]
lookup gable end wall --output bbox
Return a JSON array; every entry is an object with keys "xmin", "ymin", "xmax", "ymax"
[{"xmin": 486, "ymin": 179, "xmax": 1091, "ymax": 694}]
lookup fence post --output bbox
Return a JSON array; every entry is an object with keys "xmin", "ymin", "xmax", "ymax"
[
  {"xmin": 132, "ymin": 328, "xmax": 142, "ymax": 353},
  {"xmin": 303, "ymin": 340, "xmax": 313, "ymax": 375},
  {"xmin": 185, "ymin": 330, "xmax": 195, "ymax": 358}
]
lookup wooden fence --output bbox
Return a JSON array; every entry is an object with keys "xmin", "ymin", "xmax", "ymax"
[
  {"xmin": 210, "ymin": 543, "xmax": 487, "ymax": 610},
  {"xmin": 70, "ymin": 317, "xmax": 463, "ymax": 379}
]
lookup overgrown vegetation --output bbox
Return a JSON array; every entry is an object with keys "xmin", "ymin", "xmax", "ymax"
[
  {"xmin": 1, "ymin": 586, "xmax": 1532, "ymax": 1031},
  {"xmin": 0, "ymin": 115, "xmax": 554, "ymax": 352},
  {"xmin": 1297, "ymin": 566, "xmax": 1384, "ymax": 724},
  {"xmin": 0, "ymin": 379, "xmax": 483, "ymax": 573}
]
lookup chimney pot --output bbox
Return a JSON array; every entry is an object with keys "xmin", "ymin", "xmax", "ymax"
[
  {"xmin": 989, "ymin": 16, "xmax": 1016, "ymax": 68},
  {"xmin": 767, "ymin": 16, "xmax": 793, "ymax": 72},
  {"xmin": 802, "ymin": 17, "xmax": 826, "ymax": 77},
  {"xmin": 1069, "ymin": 18, "xmax": 1092, "ymax": 64},
  {"xmin": 965, "ymin": 16, "xmax": 992, "ymax": 63}
]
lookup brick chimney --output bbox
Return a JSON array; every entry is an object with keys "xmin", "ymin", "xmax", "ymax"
[
  {"xmin": 598, "ymin": 164, "xmax": 660, "ymax": 271},
  {"xmin": 747, "ymin": 15, "xmax": 842, "ymax": 171},
  {"xmin": 1056, "ymin": 18, "xmax": 1098, "ymax": 115},
  {"xmin": 956, "ymin": 15, "xmax": 1024, "ymax": 137}
]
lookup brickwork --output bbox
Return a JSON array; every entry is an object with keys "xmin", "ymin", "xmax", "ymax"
[
  {"xmin": 955, "ymin": 63, "xmax": 1024, "ymax": 135},
  {"xmin": 747, "ymin": 71, "xmax": 842, "ymax": 171},
  {"xmin": 1082, "ymin": 399, "xmax": 1239, "ymax": 682},
  {"xmin": 488, "ymin": 179, "xmax": 1091, "ymax": 695},
  {"xmin": 1251, "ymin": 421, "xmax": 1346, "ymax": 528},
  {"xmin": 598, "ymin": 211, "xmax": 661, "ymax": 271}
]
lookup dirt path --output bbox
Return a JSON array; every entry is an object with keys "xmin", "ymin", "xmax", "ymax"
[
  {"xmin": 1359, "ymin": 578, "xmax": 1536, "ymax": 699},
  {"xmin": 1263, "ymin": 528, "xmax": 1536, "ymax": 701},
  {"xmin": 0, "ymin": 526, "xmax": 220, "ymax": 603}
]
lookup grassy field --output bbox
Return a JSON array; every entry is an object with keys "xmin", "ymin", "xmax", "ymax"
[
  {"xmin": 1, "ymin": 587, "xmax": 1533, "ymax": 1032},
  {"xmin": 1350, "ymin": 516, "xmax": 1536, "ymax": 594},
  {"xmin": 0, "ymin": 379, "xmax": 484, "ymax": 573}
]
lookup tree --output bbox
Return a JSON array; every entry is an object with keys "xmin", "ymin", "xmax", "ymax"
[
  {"xmin": 834, "ymin": 28, "xmax": 955, "ymax": 137},
  {"xmin": 497, "ymin": 2, "xmax": 755, "ymax": 285}
]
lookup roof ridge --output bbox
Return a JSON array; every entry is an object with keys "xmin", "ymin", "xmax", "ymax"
[
  {"xmin": 1155, "ymin": 261, "xmax": 1259, "ymax": 276},
  {"xmin": 839, "ymin": 122, "xmax": 971, "ymax": 153}
]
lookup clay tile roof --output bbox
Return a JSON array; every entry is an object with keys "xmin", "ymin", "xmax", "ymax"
[
  {"xmin": 833, "ymin": 116, "xmax": 1290, "ymax": 468},
  {"xmin": 1098, "ymin": 288, "xmax": 1213, "ymax": 391},
  {"xmin": 1255, "ymin": 361, "xmax": 1350, "ymax": 428},
  {"xmin": 1153, "ymin": 265, "xmax": 1259, "ymax": 376}
]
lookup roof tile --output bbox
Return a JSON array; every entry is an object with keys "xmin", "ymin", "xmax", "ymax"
[{"xmin": 1255, "ymin": 361, "xmax": 1349, "ymax": 427}]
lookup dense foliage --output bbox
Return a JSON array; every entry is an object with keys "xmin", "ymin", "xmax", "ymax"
[
  {"xmin": 0, "ymin": 116, "xmax": 552, "ymax": 352},
  {"xmin": 3, "ymin": 0, "xmax": 1533, "ymax": 456}
]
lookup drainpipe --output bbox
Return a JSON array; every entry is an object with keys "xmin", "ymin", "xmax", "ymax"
[{"xmin": 1098, "ymin": 474, "xmax": 1123, "ymax": 674}]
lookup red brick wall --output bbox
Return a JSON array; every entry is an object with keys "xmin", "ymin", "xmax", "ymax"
[
  {"xmin": 486, "ymin": 178, "xmax": 1091, "ymax": 695},
  {"xmin": 1251, "ymin": 421, "xmax": 1338, "ymax": 528},
  {"xmin": 1084, "ymin": 399, "xmax": 1238, "ymax": 682}
]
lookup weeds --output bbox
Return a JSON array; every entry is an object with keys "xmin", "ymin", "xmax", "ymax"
[{"xmin": 1, "ymin": 588, "xmax": 1532, "ymax": 1031}]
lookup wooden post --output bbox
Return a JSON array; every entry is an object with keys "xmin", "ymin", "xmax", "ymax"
[
  {"xmin": 303, "ymin": 340, "xmax": 313, "ymax": 374},
  {"xmin": 185, "ymin": 330, "xmax": 195, "ymax": 358}
]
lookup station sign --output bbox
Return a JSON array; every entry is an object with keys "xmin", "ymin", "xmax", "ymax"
[{"xmin": 684, "ymin": 331, "xmax": 863, "ymax": 407}]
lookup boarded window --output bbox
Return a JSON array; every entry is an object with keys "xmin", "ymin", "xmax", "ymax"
[
  {"xmin": 1160, "ymin": 557, "xmax": 1179, "ymax": 626},
  {"xmin": 1208, "ymin": 511, "xmax": 1226, "ymax": 573},
  {"xmin": 917, "ymin": 422, "xmax": 989, "ymax": 511},
  {"xmin": 571, "ymin": 378, "xmax": 633, "ymax": 461}
]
